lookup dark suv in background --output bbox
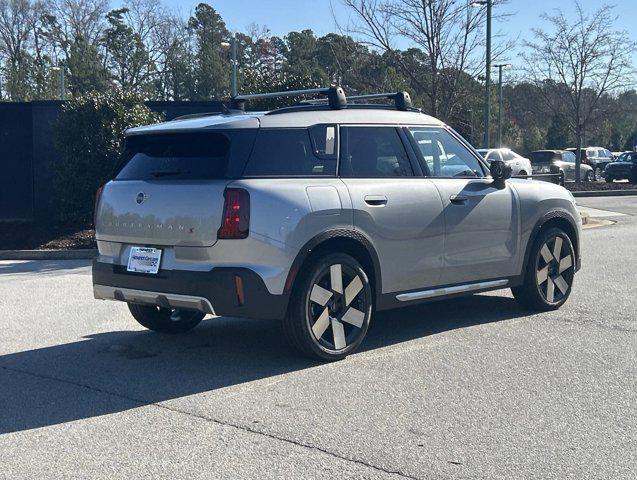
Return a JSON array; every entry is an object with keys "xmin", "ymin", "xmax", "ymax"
[
  {"xmin": 565, "ymin": 147, "xmax": 613, "ymax": 181},
  {"xmin": 530, "ymin": 150, "xmax": 594, "ymax": 183},
  {"xmin": 604, "ymin": 151, "xmax": 637, "ymax": 184}
]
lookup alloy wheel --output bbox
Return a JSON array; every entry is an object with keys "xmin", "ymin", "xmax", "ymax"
[
  {"xmin": 307, "ymin": 263, "xmax": 369, "ymax": 351},
  {"xmin": 536, "ymin": 235, "xmax": 574, "ymax": 304}
]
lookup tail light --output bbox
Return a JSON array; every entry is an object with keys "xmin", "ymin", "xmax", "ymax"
[
  {"xmin": 94, "ymin": 184, "xmax": 104, "ymax": 227},
  {"xmin": 218, "ymin": 188, "xmax": 250, "ymax": 239}
]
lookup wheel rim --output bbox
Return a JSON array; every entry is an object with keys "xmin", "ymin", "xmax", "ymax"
[
  {"xmin": 595, "ymin": 167, "xmax": 601, "ymax": 181},
  {"xmin": 536, "ymin": 235, "xmax": 574, "ymax": 304},
  {"xmin": 307, "ymin": 263, "xmax": 369, "ymax": 351}
]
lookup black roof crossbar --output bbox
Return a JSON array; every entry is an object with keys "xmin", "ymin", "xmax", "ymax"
[
  {"xmin": 231, "ymin": 86, "xmax": 347, "ymax": 111},
  {"xmin": 301, "ymin": 91, "xmax": 413, "ymax": 111}
]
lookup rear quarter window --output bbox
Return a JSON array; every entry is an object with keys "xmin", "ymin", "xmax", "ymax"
[{"xmin": 243, "ymin": 126, "xmax": 337, "ymax": 177}]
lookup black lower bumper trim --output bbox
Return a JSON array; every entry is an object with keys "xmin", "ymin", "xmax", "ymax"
[{"xmin": 92, "ymin": 261, "xmax": 289, "ymax": 320}]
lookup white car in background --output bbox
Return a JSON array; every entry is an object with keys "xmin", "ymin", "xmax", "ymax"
[{"xmin": 477, "ymin": 148, "xmax": 532, "ymax": 176}]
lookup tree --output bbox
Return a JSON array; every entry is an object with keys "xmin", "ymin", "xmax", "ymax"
[
  {"xmin": 521, "ymin": 1, "xmax": 636, "ymax": 182},
  {"xmin": 341, "ymin": 0, "xmax": 510, "ymax": 121},
  {"xmin": 53, "ymin": 90, "xmax": 161, "ymax": 223},
  {"xmin": 187, "ymin": 3, "xmax": 229, "ymax": 100},
  {"xmin": 545, "ymin": 113, "xmax": 571, "ymax": 149},
  {"xmin": 0, "ymin": 0, "xmax": 37, "ymax": 100},
  {"xmin": 104, "ymin": 7, "xmax": 152, "ymax": 94},
  {"xmin": 66, "ymin": 34, "xmax": 109, "ymax": 94}
]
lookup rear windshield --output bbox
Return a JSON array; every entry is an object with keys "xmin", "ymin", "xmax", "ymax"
[
  {"xmin": 115, "ymin": 132, "xmax": 253, "ymax": 180},
  {"xmin": 529, "ymin": 151, "xmax": 555, "ymax": 163}
]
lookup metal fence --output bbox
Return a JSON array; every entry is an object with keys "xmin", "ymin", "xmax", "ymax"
[{"xmin": 0, "ymin": 100, "xmax": 223, "ymax": 223}]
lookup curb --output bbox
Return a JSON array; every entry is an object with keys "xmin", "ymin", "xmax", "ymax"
[
  {"xmin": 0, "ymin": 249, "xmax": 98, "ymax": 261},
  {"xmin": 571, "ymin": 189, "xmax": 637, "ymax": 197}
]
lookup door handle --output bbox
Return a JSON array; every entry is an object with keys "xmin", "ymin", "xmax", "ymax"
[
  {"xmin": 449, "ymin": 194, "xmax": 468, "ymax": 205},
  {"xmin": 364, "ymin": 195, "xmax": 388, "ymax": 206}
]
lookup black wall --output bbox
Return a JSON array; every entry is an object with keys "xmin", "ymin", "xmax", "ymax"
[{"xmin": 0, "ymin": 100, "xmax": 224, "ymax": 223}]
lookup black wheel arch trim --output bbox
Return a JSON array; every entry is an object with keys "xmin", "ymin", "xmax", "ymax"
[
  {"xmin": 284, "ymin": 228, "xmax": 382, "ymax": 298},
  {"xmin": 522, "ymin": 210, "xmax": 581, "ymax": 276}
]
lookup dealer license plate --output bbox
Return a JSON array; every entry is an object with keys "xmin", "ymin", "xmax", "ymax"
[{"xmin": 127, "ymin": 247, "xmax": 162, "ymax": 274}]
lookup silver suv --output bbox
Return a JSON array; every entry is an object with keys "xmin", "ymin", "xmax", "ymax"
[{"xmin": 93, "ymin": 87, "xmax": 581, "ymax": 361}]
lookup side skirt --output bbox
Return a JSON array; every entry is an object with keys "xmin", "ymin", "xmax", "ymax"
[{"xmin": 376, "ymin": 276, "xmax": 523, "ymax": 311}]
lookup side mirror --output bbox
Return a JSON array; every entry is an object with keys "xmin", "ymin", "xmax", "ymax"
[{"xmin": 489, "ymin": 159, "xmax": 512, "ymax": 187}]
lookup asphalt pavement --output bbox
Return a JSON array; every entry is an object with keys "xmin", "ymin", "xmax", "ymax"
[{"xmin": 0, "ymin": 197, "xmax": 635, "ymax": 479}]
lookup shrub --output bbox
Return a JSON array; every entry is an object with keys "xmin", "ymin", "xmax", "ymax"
[{"xmin": 53, "ymin": 91, "xmax": 162, "ymax": 223}]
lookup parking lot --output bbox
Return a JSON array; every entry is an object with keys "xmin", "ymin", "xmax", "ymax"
[{"xmin": 1, "ymin": 197, "xmax": 635, "ymax": 479}]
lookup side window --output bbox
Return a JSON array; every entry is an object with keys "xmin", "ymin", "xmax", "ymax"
[
  {"xmin": 244, "ymin": 128, "xmax": 336, "ymax": 176},
  {"xmin": 340, "ymin": 127, "xmax": 414, "ymax": 178},
  {"xmin": 564, "ymin": 152, "xmax": 576, "ymax": 163},
  {"xmin": 408, "ymin": 127, "xmax": 485, "ymax": 178}
]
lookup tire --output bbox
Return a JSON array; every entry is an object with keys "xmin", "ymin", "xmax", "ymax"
[
  {"xmin": 518, "ymin": 170, "xmax": 528, "ymax": 177},
  {"xmin": 512, "ymin": 227, "xmax": 576, "ymax": 311},
  {"xmin": 283, "ymin": 253, "xmax": 373, "ymax": 361},
  {"xmin": 594, "ymin": 166, "xmax": 603, "ymax": 181},
  {"xmin": 128, "ymin": 303, "xmax": 204, "ymax": 333},
  {"xmin": 584, "ymin": 171, "xmax": 593, "ymax": 182}
]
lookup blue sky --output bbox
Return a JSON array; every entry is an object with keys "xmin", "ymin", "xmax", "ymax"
[{"xmin": 149, "ymin": 1, "xmax": 637, "ymax": 69}]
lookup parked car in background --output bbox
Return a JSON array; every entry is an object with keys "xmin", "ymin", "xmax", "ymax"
[
  {"xmin": 604, "ymin": 151, "xmax": 637, "ymax": 184},
  {"xmin": 611, "ymin": 151, "xmax": 629, "ymax": 159},
  {"xmin": 530, "ymin": 150, "xmax": 594, "ymax": 182},
  {"xmin": 565, "ymin": 147, "xmax": 613, "ymax": 181},
  {"xmin": 477, "ymin": 148, "xmax": 532, "ymax": 176}
]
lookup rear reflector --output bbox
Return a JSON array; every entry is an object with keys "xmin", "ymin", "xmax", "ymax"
[{"xmin": 218, "ymin": 188, "xmax": 250, "ymax": 239}]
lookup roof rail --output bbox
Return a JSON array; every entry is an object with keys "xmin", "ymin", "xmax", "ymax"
[
  {"xmin": 301, "ymin": 91, "xmax": 413, "ymax": 111},
  {"xmin": 173, "ymin": 111, "xmax": 224, "ymax": 121},
  {"xmin": 231, "ymin": 86, "xmax": 346, "ymax": 111}
]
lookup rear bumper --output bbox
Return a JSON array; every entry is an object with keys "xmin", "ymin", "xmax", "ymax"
[{"xmin": 92, "ymin": 261, "xmax": 289, "ymax": 320}]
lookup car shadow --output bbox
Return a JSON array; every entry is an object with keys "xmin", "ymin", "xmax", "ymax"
[
  {"xmin": 0, "ymin": 294, "xmax": 532, "ymax": 434},
  {"xmin": 0, "ymin": 259, "xmax": 91, "ymax": 275}
]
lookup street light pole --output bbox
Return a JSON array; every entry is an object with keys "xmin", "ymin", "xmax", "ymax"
[
  {"xmin": 484, "ymin": 0, "xmax": 492, "ymax": 149},
  {"xmin": 51, "ymin": 64, "xmax": 65, "ymax": 101},
  {"xmin": 471, "ymin": 0, "xmax": 492, "ymax": 149},
  {"xmin": 231, "ymin": 34, "xmax": 237, "ymax": 98},
  {"xmin": 222, "ymin": 34, "xmax": 238, "ymax": 98},
  {"xmin": 60, "ymin": 66, "xmax": 65, "ymax": 101},
  {"xmin": 493, "ymin": 63, "xmax": 511, "ymax": 148}
]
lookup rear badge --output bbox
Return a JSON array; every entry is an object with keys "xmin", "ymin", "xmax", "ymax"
[{"xmin": 136, "ymin": 192, "xmax": 149, "ymax": 204}]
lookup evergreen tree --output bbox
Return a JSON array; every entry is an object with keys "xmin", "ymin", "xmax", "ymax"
[{"xmin": 187, "ymin": 3, "xmax": 230, "ymax": 100}]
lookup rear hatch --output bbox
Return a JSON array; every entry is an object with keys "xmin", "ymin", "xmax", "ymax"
[
  {"xmin": 95, "ymin": 130, "xmax": 256, "ymax": 247},
  {"xmin": 529, "ymin": 151, "xmax": 555, "ymax": 172}
]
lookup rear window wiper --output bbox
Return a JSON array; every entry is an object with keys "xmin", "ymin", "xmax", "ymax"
[{"xmin": 150, "ymin": 170, "xmax": 189, "ymax": 177}]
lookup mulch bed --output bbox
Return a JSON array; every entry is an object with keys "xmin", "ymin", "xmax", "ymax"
[
  {"xmin": 563, "ymin": 181, "xmax": 636, "ymax": 192},
  {"xmin": 0, "ymin": 222, "xmax": 95, "ymax": 250}
]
